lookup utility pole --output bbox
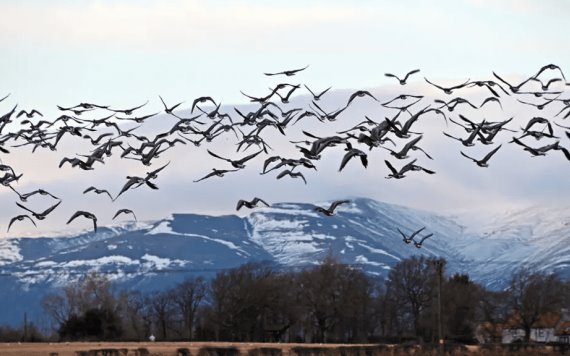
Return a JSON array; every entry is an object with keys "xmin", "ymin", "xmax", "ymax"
[{"xmin": 432, "ymin": 259, "xmax": 445, "ymax": 356}]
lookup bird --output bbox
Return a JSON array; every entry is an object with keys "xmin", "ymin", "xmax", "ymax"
[
  {"xmin": 83, "ymin": 186, "xmax": 114, "ymax": 201},
  {"xmin": 424, "ymin": 78, "xmax": 471, "ymax": 94},
  {"xmin": 533, "ymin": 63, "xmax": 566, "ymax": 82},
  {"xmin": 510, "ymin": 137, "xmax": 560, "ymax": 156},
  {"xmin": 114, "ymin": 175, "xmax": 159, "ymax": 200},
  {"xmin": 264, "ymin": 65, "xmax": 309, "ymax": 76},
  {"xmin": 159, "ymin": 96, "xmax": 183, "ymax": 115},
  {"xmin": 460, "ymin": 145, "xmax": 502, "ymax": 167},
  {"xmin": 304, "ymin": 85, "xmax": 331, "ymax": 101},
  {"xmin": 398, "ymin": 227, "xmax": 426, "ymax": 244},
  {"xmin": 385, "ymin": 159, "xmax": 434, "ymax": 179},
  {"xmin": 236, "ymin": 197, "xmax": 270, "ymax": 211},
  {"xmin": 314, "ymin": 200, "xmax": 350, "ymax": 216},
  {"xmin": 194, "ymin": 168, "xmax": 240, "ymax": 182},
  {"xmin": 207, "ymin": 149, "xmax": 262, "ymax": 169},
  {"xmin": 443, "ymin": 121, "xmax": 485, "ymax": 147},
  {"xmin": 108, "ymin": 101, "xmax": 148, "ymax": 115},
  {"xmin": 20, "ymin": 189, "xmax": 60, "ymax": 201},
  {"xmin": 381, "ymin": 135, "xmax": 432, "ymax": 160},
  {"xmin": 385, "ymin": 69, "xmax": 420, "ymax": 85},
  {"xmin": 414, "ymin": 233, "xmax": 433, "ymax": 248},
  {"xmin": 7, "ymin": 215, "xmax": 37, "ymax": 232},
  {"xmin": 276, "ymin": 169, "xmax": 307, "ymax": 184},
  {"xmin": 16, "ymin": 201, "xmax": 61, "ymax": 220},
  {"xmin": 191, "ymin": 96, "xmax": 217, "ymax": 113},
  {"xmin": 345, "ymin": 90, "xmax": 378, "ymax": 107},
  {"xmin": 112, "ymin": 209, "xmax": 137, "ymax": 221},
  {"xmin": 67, "ymin": 211, "xmax": 98, "ymax": 232},
  {"xmin": 492, "ymin": 72, "xmax": 533, "ymax": 93},
  {"xmin": 16, "ymin": 109, "xmax": 43, "ymax": 118},
  {"xmin": 339, "ymin": 145, "xmax": 368, "ymax": 172}
]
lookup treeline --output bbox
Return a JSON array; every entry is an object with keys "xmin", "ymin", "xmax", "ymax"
[{"xmin": 5, "ymin": 256, "xmax": 570, "ymax": 344}]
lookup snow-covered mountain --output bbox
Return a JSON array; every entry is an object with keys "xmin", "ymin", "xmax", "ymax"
[{"xmin": 1, "ymin": 197, "xmax": 569, "ymax": 326}]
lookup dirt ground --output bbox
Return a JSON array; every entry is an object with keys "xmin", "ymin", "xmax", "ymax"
[{"xmin": 0, "ymin": 341, "xmax": 385, "ymax": 356}]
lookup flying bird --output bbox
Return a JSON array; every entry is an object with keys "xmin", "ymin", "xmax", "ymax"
[
  {"xmin": 194, "ymin": 168, "xmax": 240, "ymax": 182},
  {"xmin": 112, "ymin": 209, "xmax": 137, "ymax": 221},
  {"xmin": 264, "ymin": 65, "xmax": 309, "ymax": 76},
  {"xmin": 304, "ymin": 85, "xmax": 331, "ymax": 101},
  {"xmin": 67, "ymin": 211, "xmax": 98, "ymax": 232},
  {"xmin": 414, "ymin": 233, "xmax": 433, "ymax": 248},
  {"xmin": 236, "ymin": 197, "xmax": 270, "ymax": 211},
  {"xmin": 83, "ymin": 186, "xmax": 114, "ymax": 201},
  {"xmin": 398, "ymin": 227, "xmax": 426, "ymax": 244},
  {"xmin": 276, "ymin": 169, "xmax": 307, "ymax": 184},
  {"xmin": 159, "ymin": 96, "xmax": 183, "ymax": 115},
  {"xmin": 424, "ymin": 78, "xmax": 471, "ymax": 94},
  {"xmin": 17, "ymin": 109, "xmax": 43, "ymax": 118},
  {"xmin": 16, "ymin": 201, "xmax": 61, "ymax": 220},
  {"xmin": 385, "ymin": 69, "xmax": 420, "ymax": 85},
  {"xmin": 207, "ymin": 149, "xmax": 262, "ymax": 169},
  {"xmin": 460, "ymin": 145, "xmax": 502, "ymax": 167},
  {"xmin": 314, "ymin": 200, "xmax": 350, "ymax": 216},
  {"xmin": 7, "ymin": 215, "xmax": 37, "ymax": 232}
]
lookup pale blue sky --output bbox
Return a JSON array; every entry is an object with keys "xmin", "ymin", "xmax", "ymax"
[{"xmin": 1, "ymin": 0, "xmax": 570, "ymax": 235}]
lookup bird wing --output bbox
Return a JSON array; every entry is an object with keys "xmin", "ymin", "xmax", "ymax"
[
  {"xmin": 482, "ymin": 145, "xmax": 502, "ymax": 163},
  {"xmin": 15, "ymin": 202, "xmax": 35, "ymax": 215},
  {"xmin": 276, "ymin": 170, "xmax": 291, "ymax": 180},
  {"xmin": 41, "ymin": 201, "xmax": 62, "ymax": 216},
  {"xmin": 237, "ymin": 150, "xmax": 262, "ymax": 165},
  {"xmin": 339, "ymin": 151, "xmax": 356, "ymax": 172},
  {"xmin": 207, "ymin": 150, "xmax": 230, "ymax": 162},
  {"xmin": 442, "ymin": 132, "xmax": 461, "ymax": 142},
  {"xmin": 83, "ymin": 186, "xmax": 95, "ymax": 194},
  {"xmin": 66, "ymin": 211, "xmax": 84, "ymax": 224},
  {"xmin": 409, "ymin": 227, "xmax": 426, "ymax": 240},
  {"xmin": 329, "ymin": 200, "xmax": 350, "ymax": 212},
  {"xmin": 418, "ymin": 233, "xmax": 433, "ymax": 244},
  {"xmin": 384, "ymin": 160, "xmax": 398, "ymax": 175},
  {"xmin": 236, "ymin": 200, "xmax": 246, "ymax": 211},
  {"xmin": 252, "ymin": 197, "xmax": 270, "ymax": 207},
  {"xmin": 424, "ymin": 78, "xmax": 445, "ymax": 91},
  {"xmin": 403, "ymin": 69, "xmax": 420, "ymax": 81},
  {"xmin": 460, "ymin": 151, "xmax": 477, "ymax": 163},
  {"xmin": 194, "ymin": 170, "xmax": 217, "ymax": 182}
]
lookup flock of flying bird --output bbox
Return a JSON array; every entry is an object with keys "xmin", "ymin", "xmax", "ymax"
[{"xmin": 2, "ymin": 64, "xmax": 570, "ymax": 249}]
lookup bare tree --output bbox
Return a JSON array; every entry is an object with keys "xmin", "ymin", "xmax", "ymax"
[
  {"xmin": 171, "ymin": 276, "xmax": 206, "ymax": 340},
  {"xmin": 386, "ymin": 256, "xmax": 438, "ymax": 339},
  {"xmin": 508, "ymin": 269, "xmax": 565, "ymax": 342}
]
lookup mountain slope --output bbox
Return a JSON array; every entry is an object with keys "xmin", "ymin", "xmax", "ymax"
[{"xmin": 0, "ymin": 198, "xmax": 568, "ymax": 326}]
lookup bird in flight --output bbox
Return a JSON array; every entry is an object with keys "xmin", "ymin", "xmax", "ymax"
[
  {"xmin": 460, "ymin": 145, "xmax": 502, "ymax": 168},
  {"xmin": 236, "ymin": 197, "xmax": 270, "ymax": 211},
  {"xmin": 414, "ymin": 233, "xmax": 433, "ymax": 248},
  {"xmin": 7, "ymin": 215, "xmax": 37, "ymax": 232},
  {"xmin": 112, "ymin": 209, "xmax": 137, "ymax": 221},
  {"xmin": 398, "ymin": 226, "xmax": 426, "ymax": 244},
  {"xmin": 67, "ymin": 211, "xmax": 98, "ymax": 232},
  {"xmin": 264, "ymin": 65, "xmax": 309, "ymax": 76},
  {"xmin": 314, "ymin": 200, "xmax": 350, "ymax": 216},
  {"xmin": 16, "ymin": 201, "xmax": 61, "ymax": 220},
  {"xmin": 385, "ymin": 69, "xmax": 420, "ymax": 85}
]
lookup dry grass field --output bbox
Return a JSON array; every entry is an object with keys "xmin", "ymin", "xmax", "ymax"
[{"xmin": 0, "ymin": 341, "xmax": 566, "ymax": 356}]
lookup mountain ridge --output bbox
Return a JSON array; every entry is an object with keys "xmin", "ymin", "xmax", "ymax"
[{"xmin": 0, "ymin": 197, "xmax": 568, "ymax": 326}]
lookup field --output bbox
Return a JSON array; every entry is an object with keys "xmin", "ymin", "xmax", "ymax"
[{"xmin": 0, "ymin": 341, "xmax": 566, "ymax": 356}]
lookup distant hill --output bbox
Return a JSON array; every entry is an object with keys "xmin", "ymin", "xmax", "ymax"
[{"xmin": 1, "ymin": 197, "xmax": 568, "ymax": 326}]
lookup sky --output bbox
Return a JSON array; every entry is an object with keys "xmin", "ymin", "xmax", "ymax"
[{"xmin": 1, "ymin": 0, "xmax": 570, "ymax": 236}]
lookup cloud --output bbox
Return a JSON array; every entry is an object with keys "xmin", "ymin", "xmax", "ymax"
[{"xmin": 0, "ymin": 1, "xmax": 363, "ymax": 48}]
